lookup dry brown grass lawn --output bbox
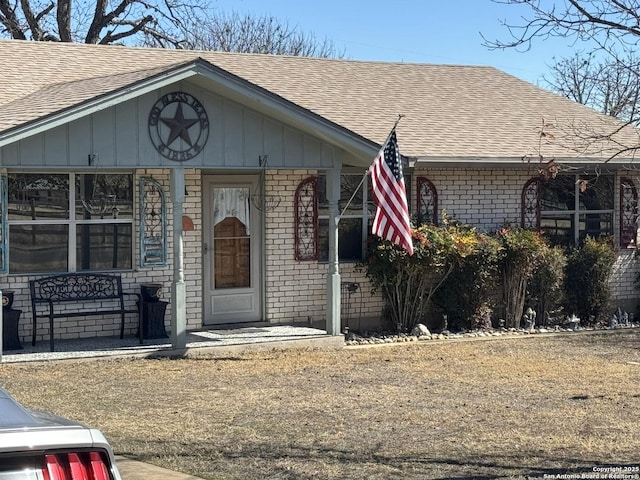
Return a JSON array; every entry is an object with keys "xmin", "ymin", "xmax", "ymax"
[{"xmin": 1, "ymin": 330, "xmax": 640, "ymax": 479}]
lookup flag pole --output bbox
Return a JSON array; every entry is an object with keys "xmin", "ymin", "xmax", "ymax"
[
  {"xmin": 383, "ymin": 114, "xmax": 404, "ymax": 145},
  {"xmin": 337, "ymin": 115, "xmax": 405, "ymax": 220}
]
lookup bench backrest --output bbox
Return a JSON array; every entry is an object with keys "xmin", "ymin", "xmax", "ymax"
[{"xmin": 29, "ymin": 273, "xmax": 124, "ymax": 304}]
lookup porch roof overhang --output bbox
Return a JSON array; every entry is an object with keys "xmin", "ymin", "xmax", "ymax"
[{"xmin": 0, "ymin": 58, "xmax": 379, "ymax": 167}]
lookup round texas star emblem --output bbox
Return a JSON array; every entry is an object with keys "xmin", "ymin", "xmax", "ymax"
[{"xmin": 148, "ymin": 92, "xmax": 209, "ymax": 162}]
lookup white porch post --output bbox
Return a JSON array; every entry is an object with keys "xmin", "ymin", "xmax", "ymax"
[
  {"xmin": 325, "ymin": 167, "xmax": 341, "ymax": 336},
  {"xmin": 170, "ymin": 169, "xmax": 187, "ymax": 349},
  {"xmin": 0, "ymin": 291, "xmax": 3, "ymax": 362}
]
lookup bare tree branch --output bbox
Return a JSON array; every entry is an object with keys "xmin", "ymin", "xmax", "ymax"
[
  {"xmin": 99, "ymin": 15, "xmax": 154, "ymax": 44},
  {"xmin": 56, "ymin": 0, "xmax": 69, "ymax": 41},
  {"xmin": 0, "ymin": 0, "xmax": 342, "ymax": 59},
  {"xmin": 487, "ymin": 1, "xmax": 640, "ymax": 164},
  {"xmin": 0, "ymin": 0, "xmax": 204, "ymax": 45},
  {"xmin": 172, "ymin": 10, "xmax": 345, "ymax": 58},
  {"xmin": 544, "ymin": 52, "xmax": 640, "ymax": 123},
  {"xmin": 84, "ymin": 0, "xmax": 108, "ymax": 44},
  {"xmin": 0, "ymin": 0, "xmax": 27, "ymax": 39},
  {"xmin": 483, "ymin": 0, "xmax": 640, "ymax": 56},
  {"xmin": 20, "ymin": 0, "xmax": 45, "ymax": 39}
]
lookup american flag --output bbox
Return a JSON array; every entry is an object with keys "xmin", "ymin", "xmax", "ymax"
[{"xmin": 369, "ymin": 130, "xmax": 413, "ymax": 255}]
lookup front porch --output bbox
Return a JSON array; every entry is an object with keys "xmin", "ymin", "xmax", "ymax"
[{"xmin": 0, "ymin": 324, "xmax": 343, "ymax": 363}]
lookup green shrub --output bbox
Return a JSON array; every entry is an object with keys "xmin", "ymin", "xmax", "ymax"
[
  {"xmin": 564, "ymin": 236, "xmax": 616, "ymax": 324},
  {"xmin": 433, "ymin": 230, "xmax": 501, "ymax": 331},
  {"xmin": 496, "ymin": 227, "xmax": 547, "ymax": 328},
  {"xmin": 360, "ymin": 221, "xmax": 489, "ymax": 332},
  {"xmin": 526, "ymin": 245, "xmax": 566, "ymax": 325}
]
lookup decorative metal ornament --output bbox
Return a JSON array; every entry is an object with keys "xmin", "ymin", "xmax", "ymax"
[
  {"xmin": 139, "ymin": 177, "xmax": 167, "ymax": 267},
  {"xmin": 149, "ymin": 92, "xmax": 209, "ymax": 162},
  {"xmin": 294, "ymin": 176, "xmax": 318, "ymax": 261},
  {"xmin": 251, "ymin": 155, "xmax": 282, "ymax": 212}
]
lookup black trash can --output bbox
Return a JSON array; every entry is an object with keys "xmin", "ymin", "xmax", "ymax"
[
  {"xmin": 138, "ymin": 284, "xmax": 168, "ymax": 340},
  {"xmin": 2, "ymin": 309, "xmax": 22, "ymax": 351}
]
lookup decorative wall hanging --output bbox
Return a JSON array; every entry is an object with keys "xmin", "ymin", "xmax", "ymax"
[
  {"xmin": 416, "ymin": 177, "xmax": 438, "ymax": 225},
  {"xmin": 521, "ymin": 177, "xmax": 541, "ymax": 230},
  {"xmin": 620, "ymin": 177, "xmax": 638, "ymax": 247},
  {"xmin": 81, "ymin": 160, "xmax": 119, "ymax": 217},
  {"xmin": 294, "ymin": 176, "xmax": 318, "ymax": 261},
  {"xmin": 251, "ymin": 155, "xmax": 282, "ymax": 212},
  {"xmin": 139, "ymin": 177, "xmax": 167, "ymax": 267},
  {"xmin": 148, "ymin": 92, "xmax": 209, "ymax": 162},
  {"xmin": 0, "ymin": 175, "xmax": 7, "ymax": 274}
]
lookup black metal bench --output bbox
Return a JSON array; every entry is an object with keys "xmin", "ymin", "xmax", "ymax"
[{"xmin": 29, "ymin": 273, "xmax": 141, "ymax": 352}]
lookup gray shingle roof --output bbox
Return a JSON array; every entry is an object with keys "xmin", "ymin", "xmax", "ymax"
[{"xmin": 1, "ymin": 39, "xmax": 638, "ymax": 161}]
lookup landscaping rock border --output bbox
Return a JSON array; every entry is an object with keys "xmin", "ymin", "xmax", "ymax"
[{"xmin": 344, "ymin": 323, "xmax": 640, "ymax": 346}]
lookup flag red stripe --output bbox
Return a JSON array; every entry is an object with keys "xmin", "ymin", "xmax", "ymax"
[
  {"xmin": 369, "ymin": 131, "xmax": 413, "ymax": 255},
  {"xmin": 371, "ymin": 162, "xmax": 410, "ymax": 230},
  {"xmin": 372, "ymin": 178, "xmax": 409, "ymax": 242}
]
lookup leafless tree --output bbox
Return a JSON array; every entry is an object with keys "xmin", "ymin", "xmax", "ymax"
[
  {"xmin": 484, "ymin": 0, "xmax": 640, "ymax": 160},
  {"xmin": 483, "ymin": 0, "xmax": 640, "ymax": 57},
  {"xmin": 0, "ymin": 0, "xmax": 203, "ymax": 45},
  {"xmin": 544, "ymin": 52, "xmax": 640, "ymax": 123},
  {"xmin": 167, "ymin": 10, "xmax": 344, "ymax": 58},
  {"xmin": 0, "ymin": 1, "xmax": 344, "ymax": 58}
]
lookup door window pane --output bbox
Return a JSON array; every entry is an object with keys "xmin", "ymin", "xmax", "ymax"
[{"xmin": 214, "ymin": 217, "xmax": 250, "ymax": 289}]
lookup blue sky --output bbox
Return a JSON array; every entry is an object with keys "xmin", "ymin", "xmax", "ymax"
[{"xmin": 226, "ymin": 0, "xmax": 583, "ymax": 86}]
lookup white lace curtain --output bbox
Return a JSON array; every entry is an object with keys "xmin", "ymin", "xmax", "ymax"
[{"xmin": 212, "ymin": 187, "xmax": 250, "ymax": 234}]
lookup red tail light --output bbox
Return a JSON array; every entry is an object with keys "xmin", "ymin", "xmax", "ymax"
[
  {"xmin": 88, "ymin": 452, "xmax": 110, "ymax": 480},
  {"xmin": 43, "ymin": 452, "xmax": 111, "ymax": 480},
  {"xmin": 43, "ymin": 454, "xmax": 66, "ymax": 480}
]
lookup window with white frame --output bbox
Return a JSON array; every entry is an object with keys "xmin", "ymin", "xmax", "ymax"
[
  {"xmin": 522, "ymin": 173, "xmax": 615, "ymax": 246},
  {"xmin": 7, "ymin": 173, "xmax": 133, "ymax": 273}
]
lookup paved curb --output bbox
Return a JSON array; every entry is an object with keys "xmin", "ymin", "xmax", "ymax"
[{"xmin": 116, "ymin": 456, "xmax": 204, "ymax": 480}]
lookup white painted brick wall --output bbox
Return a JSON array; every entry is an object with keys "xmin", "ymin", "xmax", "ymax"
[
  {"xmin": 264, "ymin": 170, "xmax": 384, "ymax": 329},
  {"xmin": 5, "ymin": 166, "xmax": 639, "ymax": 347},
  {"xmin": 413, "ymin": 167, "xmax": 640, "ymax": 314}
]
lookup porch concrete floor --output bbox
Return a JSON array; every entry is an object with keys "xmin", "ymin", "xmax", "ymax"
[{"xmin": 0, "ymin": 325, "xmax": 344, "ymax": 363}]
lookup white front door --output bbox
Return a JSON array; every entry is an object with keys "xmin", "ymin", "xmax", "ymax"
[{"xmin": 203, "ymin": 175, "xmax": 262, "ymax": 325}]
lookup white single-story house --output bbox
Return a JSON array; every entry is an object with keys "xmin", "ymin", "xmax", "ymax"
[{"xmin": 0, "ymin": 39, "xmax": 638, "ymax": 351}]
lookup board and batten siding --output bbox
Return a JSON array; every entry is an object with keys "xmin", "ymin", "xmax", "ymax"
[{"xmin": 0, "ymin": 82, "xmax": 341, "ymax": 170}]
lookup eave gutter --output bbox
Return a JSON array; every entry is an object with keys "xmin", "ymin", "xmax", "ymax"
[{"xmin": 412, "ymin": 155, "xmax": 640, "ymax": 168}]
